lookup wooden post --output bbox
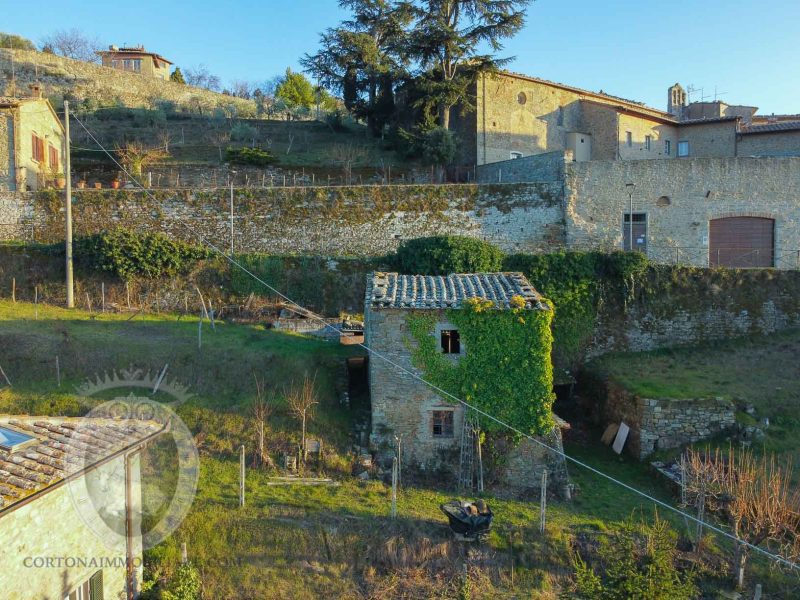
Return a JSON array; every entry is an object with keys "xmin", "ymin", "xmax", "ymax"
[
  {"xmin": 181, "ymin": 542, "xmax": 188, "ymax": 565},
  {"xmin": 101, "ymin": 282, "xmax": 105, "ymax": 313},
  {"xmin": 197, "ymin": 313, "xmax": 203, "ymax": 350},
  {"xmin": 56, "ymin": 356, "xmax": 61, "ymax": 387},
  {"xmin": 391, "ymin": 456, "xmax": 398, "ymax": 518},
  {"xmin": 539, "ymin": 469, "xmax": 548, "ymax": 533},
  {"xmin": 476, "ymin": 427, "xmax": 484, "ymax": 493},
  {"xmin": 239, "ymin": 444, "xmax": 246, "ymax": 508},
  {"xmin": 11, "ymin": 277, "xmax": 15, "ymax": 303},
  {"xmin": 126, "ymin": 282, "xmax": 131, "ymax": 310},
  {"xmin": 754, "ymin": 583, "xmax": 762, "ymax": 600},
  {"xmin": 85, "ymin": 292, "xmax": 92, "ymax": 313},
  {"xmin": 695, "ymin": 484, "xmax": 706, "ymax": 550},
  {"xmin": 207, "ymin": 298, "xmax": 216, "ymax": 330},
  {"xmin": 34, "ymin": 286, "xmax": 39, "ymax": 319}
]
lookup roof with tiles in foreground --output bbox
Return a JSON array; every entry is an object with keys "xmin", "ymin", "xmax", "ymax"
[
  {"xmin": 0, "ymin": 416, "xmax": 165, "ymax": 513},
  {"xmin": 366, "ymin": 272, "xmax": 549, "ymax": 311}
]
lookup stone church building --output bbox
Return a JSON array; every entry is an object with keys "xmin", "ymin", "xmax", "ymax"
[{"xmin": 364, "ymin": 271, "xmax": 569, "ymax": 493}]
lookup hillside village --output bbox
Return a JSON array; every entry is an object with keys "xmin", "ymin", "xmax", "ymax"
[{"xmin": 0, "ymin": 4, "xmax": 800, "ymax": 599}]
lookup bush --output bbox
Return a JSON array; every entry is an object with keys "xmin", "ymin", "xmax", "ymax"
[
  {"xmin": 161, "ymin": 562, "xmax": 201, "ymax": 600},
  {"xmin": 422, "ymin": 127, "xmax": 458, "ymax": 166},
  {"xmin": 565, "ymin": 515, "xmax": 697, "ymax": 599},
  {"xmin": 394, "ymin": 236, "xmax": 504, "ymax": 275},
  {"xmin": 224, "ymin": 146, "xmax": 277, "ymax": 166},
  {"xmin": 74, "ymin": 228, "xmax": 211, "ymax": 280}
]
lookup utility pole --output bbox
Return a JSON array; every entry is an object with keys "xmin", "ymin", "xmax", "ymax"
[
  {"xmin": 625, "ymin": 183, "xmax": 635, "ymax": 253},
  {"xmin": 64, "ymin": 101, "xmax": 74, "ymax": 308}
]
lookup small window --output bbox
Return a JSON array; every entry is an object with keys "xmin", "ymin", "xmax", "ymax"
[
  {"xmin": 31, "ymin": 133, "xmax": 45, "ymax": 163},
  {"xmin": 510, "ymin": 151, "xmax": 523, "ymax": 160},
  {"xmin": 440, "ymin": 329, "xmax": 461, "ymax": 354},
  {"xmin": 678, "ymin": 141, "xmax": 689, "ymax": 157},
  {"xmin": 557, "ymin": 106, "xmax": 564, "ymax": 126},
  {"xmin": 48, "ymin": 144, "xmax": 59, "ymax": 170},
  {"xmin": 64, "ymin": 570, "xmax": 102, "ymax": 600},
  {"xmin": 665, "ymin": 140, "xmax": 671, "ymax": 155},
  {"xmin": 517, "ymin": 92, "xmax": 527, "ymax": 105},
  {"xmin": 645, "ymin": 135, "xmax": 652, "ymax": 150},
  {"xmin": 432, "ymin": 411, "xmax": 454, "ymax": 438},
  {"xmin": 626, "ymin": 131, "xmax": 633, "ymax": 147}
]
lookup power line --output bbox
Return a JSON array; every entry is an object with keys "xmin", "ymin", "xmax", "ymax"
[{"xmin": 69, "ymin": 112, "xmax": 800, "ymax": 574}]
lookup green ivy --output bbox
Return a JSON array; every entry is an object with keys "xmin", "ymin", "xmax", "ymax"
[
  {"xmin": 406, "ymin": 296, "xmax": 555, "ymax": 436},
  {"xmin": 74, "ymin": 228, "xmax": 211, "ymax": 280},
  {"xmin": 394, "ymin": 235, "xmax": 504, "ymax": 275}
]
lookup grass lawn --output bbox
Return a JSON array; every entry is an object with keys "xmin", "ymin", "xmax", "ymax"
[{"xmin": 0, "ymin": 300, "xmax": 791, "ymax": 598}]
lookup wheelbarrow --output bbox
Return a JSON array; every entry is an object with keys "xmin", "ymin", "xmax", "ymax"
[{"xmin": 440, "ymin": 499, "xmax": 494, "ymax": 542}]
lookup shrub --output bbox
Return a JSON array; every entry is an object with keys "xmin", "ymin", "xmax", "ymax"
[
  {"xmin": 422, "ymin": 127, "xmax": 458, "ymax": 166},
  {"xmin": 161, "ymin": 562, "xmax": 201, "ymax": 600},
  {"xmin": 394, "ymin": 236, "xmax": 504, "ymax": 275},
  {"xmin": 565, "ymin": 515, "xmax": 697, "ymax": 600},
  {"xmin": 74, "ymin": 228, "xmax": 211, "ymax": 280},
  {"xmin": 224, "ymin": 146, "xmax": 277, "ymax": 166}
]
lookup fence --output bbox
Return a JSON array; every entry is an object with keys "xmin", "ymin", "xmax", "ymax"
[{"xmin": 649, "ymin": 246, "xmax": 800, "ymax": 270}]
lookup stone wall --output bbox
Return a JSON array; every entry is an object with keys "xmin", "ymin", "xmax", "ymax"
[
  {"xmin": 0, "ymin": 113, "xmax": 10, "ymax": 190},
  {"xmin": 0, "ymin": 191, "xmax": 29, "ymax": 238},
  {"xmin": 1, "ymin": 49, "xmax": 257, "ymax": 116},
  {"xmin": 738, "ymin": 130, "xmax": 800, "ymax": 157},
  {"xmin": 475, "ymin": 150, "xmax": 569, "ymax": 184},
  {"xmin": 5, "ymin": 183, "xmax": 567, "ymax": 256},
  {"xmin": 0, "ymin": 453, "xmax": 143, "ymax": 599},
  {"xmin": 680, "ymin": 120, "xmax": 738, "ymax": 158},
  {"xmin": 595, "ymin": 378, "xmax": 735, "ymax": 459},
  {"xmin": 565, "ymin": 156, "xmax": 800, "ymax": 268}
]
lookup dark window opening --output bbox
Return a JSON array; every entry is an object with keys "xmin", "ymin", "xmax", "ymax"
[
  {"xmin": 440, "ymin": 329, "xmax": 461, "ymax": 354},
  {"xmin": 432, "ymin": 411, "xmax": 454, "ymax": 438},
  {"xmin": 623, "ymin": 213, "xmax": 648, "ymax": 253}
]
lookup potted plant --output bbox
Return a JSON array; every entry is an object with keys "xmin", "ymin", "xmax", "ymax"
[
  {"xmin": 111, "ymin": 179, "xmax": 120, "ymax": 189},
  {"xmin": 55, "ymin": 173, "xmax": 66, "ymax": 189},
  {"xmin": 94, "ymin": 182, "xmax": 103, "ymax": 189},
  {"xmin": 77, "ymin": 179, "xmax": 87, "ymax": 189}
]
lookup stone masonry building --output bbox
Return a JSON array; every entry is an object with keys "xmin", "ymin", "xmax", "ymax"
[
  {"xmin": 364, "ymin": 272, "xmax": 569, "ymax": 492},
  {"xmin": 99, "ymin": 45, "xmax": 173, "ymax": 80},
  {"xmin": 0, "ymin": 90, "xmax": 65, "ymax": 192},
  {"xmin": 0, "ymin": 416, "xmax": 163, "ymax": 600},
  {"xmin": 455, "ymin": 72, "xmax": 799, "ymax": 166}
]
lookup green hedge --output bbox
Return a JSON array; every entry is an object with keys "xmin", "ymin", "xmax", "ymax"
[
  {"xmin": 394, "ymin": 236, "xmax": 504, "ymax": 275},
  {"xmin": 224, "ymin": 146, "xmax": 277, "ymax": 166},
  {"xmin": 74, "ymin": 228, "xmax": 211, "ymax": 280}
]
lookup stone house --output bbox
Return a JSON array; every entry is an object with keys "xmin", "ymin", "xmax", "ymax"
[
  {"xmin": 99, "ymin": 45, "xmax": 173, "ymax": 80},
  {"xmin": 0, "ymin": 91, "xmax": 65, "ymax": 191},
  {"xmin": 364, "ymin": 272, "xmax": 569, "ymax": 492},
  {"xmin": 0, "ymin": 415, "xmax": 163, "ymax": 600},
  {"xmin": 454, "ymin": 72, "xmax": 799, "ymax": 166}
]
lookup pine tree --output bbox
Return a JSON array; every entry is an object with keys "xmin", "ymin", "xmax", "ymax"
[{"xmin": 170, "ymin": 67, "xmax": 186, "ymax": 84}]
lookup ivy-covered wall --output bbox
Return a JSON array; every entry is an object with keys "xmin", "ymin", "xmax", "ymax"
[{"xmin": 8, "ymin": 183, "xmax": 566, "ymax": 256}]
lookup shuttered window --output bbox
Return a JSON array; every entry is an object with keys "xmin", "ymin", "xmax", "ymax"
[
  {"xmin": 31, "ymin": 133, "xmax": 45, "ymax": 162},
  {"xmin": 49, "ymin": 144, "xmax": 59, "ymax": 170},
  {"xmin": 432, "ymin": 411, "xmax": 454, "ymax": 438},
  {"xmin": 709, "ymin": 217, "xmax": 774, "ymax": 268}
]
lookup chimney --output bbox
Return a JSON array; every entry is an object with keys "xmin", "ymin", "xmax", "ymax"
[{"xmin": 29, "ymin": 83, "xmax": 42, "ymax": 99}]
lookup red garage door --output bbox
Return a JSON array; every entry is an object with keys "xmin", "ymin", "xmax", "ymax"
[{"xmin": 709, "ymin": 217, "xmax": 774, "ymax": 268}]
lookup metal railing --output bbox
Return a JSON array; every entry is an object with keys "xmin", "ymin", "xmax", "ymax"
[{"xmin": 648, "ymin": 246, "xmax": 800, "ymax": 269}]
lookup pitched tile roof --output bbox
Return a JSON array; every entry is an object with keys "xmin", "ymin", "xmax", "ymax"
[
  {"xmin": 740, "ymin": 121, "xmax": 800, "ymax": 134},
  {"xmin": 0, "ymin": 416, "xmax": 164, "ymax": 513},
  {"xmin": 367, "ymin": 272, "xmax": 549, "ymax": 310},
  {"xmin": 678, "ymin": 116, "xmax": 741, "ymax": 126}
]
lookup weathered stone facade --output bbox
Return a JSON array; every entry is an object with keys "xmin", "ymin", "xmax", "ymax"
[
  {"xmin": 0, "ymin": 453, "xmax": 143, "ymax": 600},
  {"xmin": 475, "ymin": 150, "xmax": 569, "ymax": 184},
  {"xmin": 595, "ymin": 379, "xmax": 735, "ymax": 459},
  {"xmin": 3, "ymin": 183, "xmax": 566, "ymax": 256},
  {"xmin": 0, "ymin": 96, "xmax": 65, "ymax": 192},
  {"xmin": 738, "ymin": 129, "xmax": 800, "ymax": 157}
]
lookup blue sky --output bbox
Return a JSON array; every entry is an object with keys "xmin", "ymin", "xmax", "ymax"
[{"xmin": 3, "ymin": 0, "xmax": 799, "ymax": 114}]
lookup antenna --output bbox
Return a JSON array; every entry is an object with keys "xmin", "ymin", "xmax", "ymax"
[
  {"xmin": 686, "ymin": 84, "xmax": 701, "ymax": 104},
  {"xmin": 713, "ymin": 86, "xmax": 728, "ymax": 101}
]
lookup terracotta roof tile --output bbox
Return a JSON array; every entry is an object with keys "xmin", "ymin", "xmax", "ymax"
[{"xmin": 367, "ymin": 272, "xmax": 549, "ymax": 310}]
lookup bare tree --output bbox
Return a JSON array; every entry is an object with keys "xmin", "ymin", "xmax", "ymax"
[
  {"xmin": 251, "ymin": 374, "xmax": 275, "ymax": 469},
  {"xmin": 205, "ymin": 127, "xmax": 231, "ymax": 162},
  {"xmin": 40, "ymin": 28, "xmax": 102, "ymax": 63},
  {"xmin": 286, "ymin": 374, "xmax": 318, "ymax": 462},
  {"xmin": 329, "ymin": 143, "xmax": 368, "ymax": 184},
  {"xmin": 229, "ymin": 79, "xmax": 255, "ymax": 99},
  {"xmin": 155, "ymin": 129, "xmax": 173, "ymax": 154},
  {"xmin": 184, "ymin": 64, "xmax": 222, "ymax": 91},
  {"xmin": 684, "ymin": 447, "xmax": 800, "ymax": 588},
  {"xmin": 115, "ymin": 141, "xmax": 168, "ymax": 178}
]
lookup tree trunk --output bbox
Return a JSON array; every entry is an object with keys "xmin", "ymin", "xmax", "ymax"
[{"xmin": 440, "ymin": 104, "xmax": 451, "ymax": 130}]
